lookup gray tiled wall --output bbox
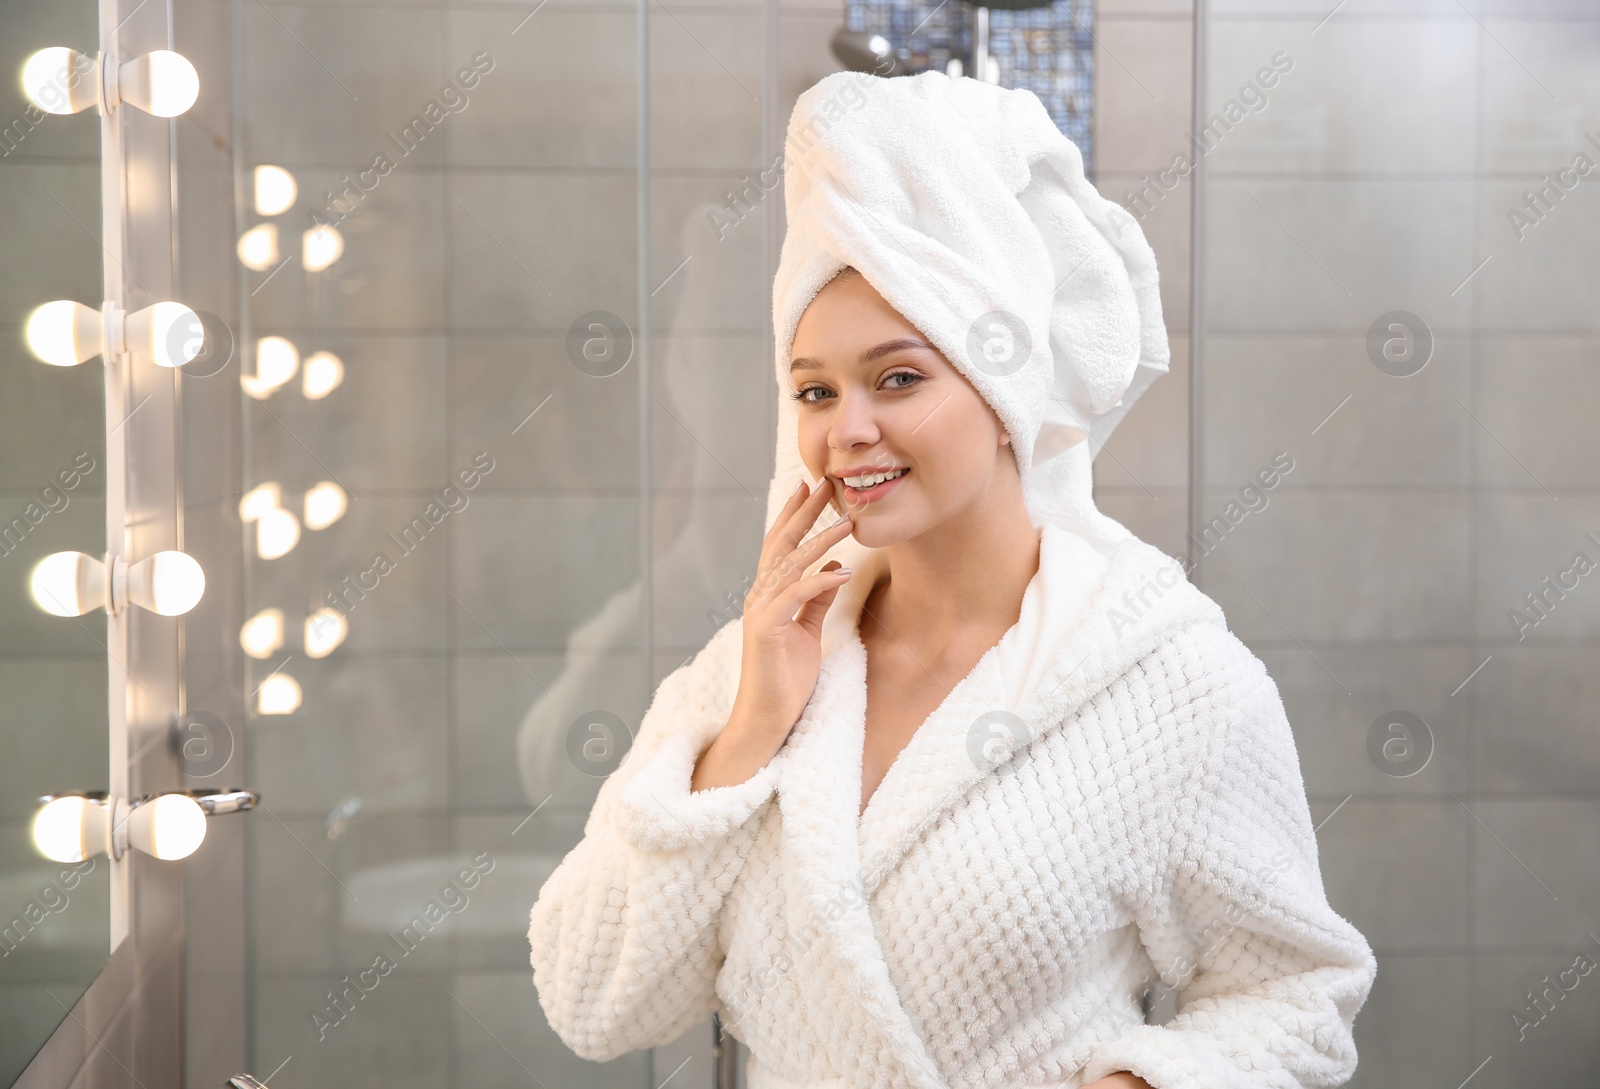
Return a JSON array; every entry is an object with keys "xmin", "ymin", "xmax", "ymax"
[{"xmin": 1130, "ymin": 4, "xmax": 1599, "ymax": 1086}]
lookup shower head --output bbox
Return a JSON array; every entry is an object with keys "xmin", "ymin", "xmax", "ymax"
[{"xmin": 829, "ymin": 28, "xmax": 908, "ymax": 78}]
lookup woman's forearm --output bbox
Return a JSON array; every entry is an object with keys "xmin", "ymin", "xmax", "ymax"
[
  {"xmin": 1083, "ymin": 1073, "xmax": 1154, "ymax": 1089},
  {"xmin": 690, "ymin": 711, "xmax": 791, "ymax": 793}
]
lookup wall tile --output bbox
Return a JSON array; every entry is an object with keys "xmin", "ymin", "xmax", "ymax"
[
  {"xmin": 446, "ymin": 7, "xmax": 638, "ymax": 171},
  {"xmin": 648, "ymin": 176, "xmax": 772, "ymax": 336},
  {"xmin": 1345, "ymin": 955, "xmax": 1471, "ymax": 1089},
  {"xmin": 1201, "ymin": 178, "xmax": 1476, "ymax": 334},
  {"xmin": 1201, "ymin": 18, "xmax": 1475, "ymax": 175},
  {"xmin": 648, "ymin": 331, "xmax": 772, "ymax": 493},
  {"xmin": 1256, "ymin": 642, "xmax": 1479, "ymax": 797},
  {"xmin": 449, "ymin": 493, "xmax": 639, "ymax": 652},
  {"xmin": 1473, "ymin": 645, "xmax": 1600, "ymax": 795},
  {"xmin": 445, "ymin": 170, "xmax": 637, "ymax": 334},
  {"xmin": 651, "ymin": 12, "xmax": 766, "ymax": 172},
  {"xmin": 450, "ymin": 332, "xmax": 640, "ymax": 492},
  {"xmin": 253, "ymin": 495, "xmax": 451, "ymax": 653},
  {"xmin": 1201, "ymin": 333, "xmax": 1471, "ymax": 490},
  {"xmin": 457, "ymin": 649, "xmax": 646, "ymax": 815},
  {"xmin": 249, "ymin": 654, "xmax": 450, "ymax": 815},
  {"xmin": 0, "ymin": 163, "xmax": 101, "ymax": 339},
  {"xmin": 252, "ymin": 974, "xmax": 450, "ymax": 1087},
  {"xmin": 247, "ymin": 334, "xmax": 448, "ymax": 493},
  {"xmin": 1314, "ymin": 799, "xmax": 1470, "ymax": 950},
  {"xmin": 242, "ymin": 4, "xmax": 446, "ymax": 167},
  {"xmin": 1475, "ymin": 338, "xmax": 1600, "ymax": 490},
  {"xmin": 1475, "ymin": 177, "xmax": 1600, "ymax": 333},
  {"xmin": 248, "ymin": 171, "xmax": 448, "ymax": 332},
  {"xmin": 1094, "ymin": 18, "xmax": 1194, "ymax": 176},
  {"xmin": 1195, "ymin": 490, "xmax": 1471, "ymax": 643},
  {"xmin": 1481, "ymin": 17, "xmax": 1600, "ymax": 176},
  {"xmin": 1473, "ymin": 493, "xmax": 1600, "ymax": 643},
  {"xmin": 1471, "ymin": 950, "xmax": 1600, "ymax": 1089},
  {"xmin": 1470, "ymin": 799, "xmax": 1600, "ymax": 949},
  {"xmin": 450, "ymin": 970, "xmax": 648, "ymax": 1089}
]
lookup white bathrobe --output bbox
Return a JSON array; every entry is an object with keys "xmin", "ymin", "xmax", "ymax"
[{"xmin": 528, "ymin": 522, "xmax": 1377, "ymax": 1089}]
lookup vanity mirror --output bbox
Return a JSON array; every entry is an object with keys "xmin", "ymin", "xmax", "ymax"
[{"xmin": 0, "ymin": 2, "xmax": 112, "ymax": 1079}]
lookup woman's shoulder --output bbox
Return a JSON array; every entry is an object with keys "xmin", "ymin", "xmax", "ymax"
[
  {"xmin": 1107, "ymin": 605, "xmax": 1274, "ymax": 727},
  {"xmin": 1099, "ymin": 611, "xmax": 1297, "ymax": 786}
]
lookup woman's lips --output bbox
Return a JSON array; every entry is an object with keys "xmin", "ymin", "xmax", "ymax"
[{"xmin": 839, "ymin": 468, "xmax": 908, "ymax": 507}]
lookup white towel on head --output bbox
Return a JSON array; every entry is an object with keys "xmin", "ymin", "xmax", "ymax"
[{"xmin": 766, "ymin": 69, "xmax": 1170, "ymax": 562}]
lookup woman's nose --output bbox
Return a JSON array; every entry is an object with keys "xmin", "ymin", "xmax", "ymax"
[{"xmin": 826, "ymin": 388, "xmax": 882, "ymax": 448}]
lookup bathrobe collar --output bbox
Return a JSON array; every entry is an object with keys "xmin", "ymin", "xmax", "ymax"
[{"xmin": 770, "ymin": 521, "xmax": 1224, "ymax": 1089}]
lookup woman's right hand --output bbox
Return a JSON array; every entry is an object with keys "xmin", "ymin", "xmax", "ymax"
[{"xmin": 730, "ymin": 477, "xmax": 856, "ymax": 739}]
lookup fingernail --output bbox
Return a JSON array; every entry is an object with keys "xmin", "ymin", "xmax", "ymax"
[
  {"xmin": 830, "ymin": 515, "xmax": 850, "ymax": 528},
  {"xmin": 793, "ymin": 480, "xmax": 806, "ymax": 497}
]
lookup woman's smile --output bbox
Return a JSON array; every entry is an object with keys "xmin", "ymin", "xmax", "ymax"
[{"xmin": 838, "ymin": 466, "xmax": 909, "ymax": 506}]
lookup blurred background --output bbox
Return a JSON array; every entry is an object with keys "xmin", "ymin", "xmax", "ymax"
[{"xmin": 2, "ymin": 0, "xmax": 1599, "ymax": 1086}]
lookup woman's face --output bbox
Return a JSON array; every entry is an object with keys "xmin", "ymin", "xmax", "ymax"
[{"xmin": 788, "ymin": 270, "xmax": 1014, "ymax": 548}]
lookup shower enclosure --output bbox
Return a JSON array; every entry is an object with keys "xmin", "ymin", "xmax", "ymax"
[{"xmin": 3, "ymin": 0, "xmax": 1598, "ymax": 1086}]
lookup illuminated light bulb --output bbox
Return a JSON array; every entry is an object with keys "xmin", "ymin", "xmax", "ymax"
[
  {"xmin": 125, "ymin": 300, "xmax": 201, "ymax": 367},
  {"xmin": 240, "ymin": 607, "xmax": 285, "ymax": 659},
  {"xmin": 31, "ymin": 795, "xmax": 112, "ymax": 863},
  {"xmin": 237, "ymin": 223, "xmax": 280, "ymax": 271},
  {"xmin": 302, "ymin": 350, "xmax": 344, "ymax": 399},
  {"xmin": 25, "ymin": 300, "xmax": 103, "ymax": 366},
  {"xmin": 254, "ymin": 165, "xmax": 297, "ymax": 216},
  {"xmin": 243, "ymin": 336, "xmax": 299, "ymax": 400},
  {"xmin": 239, "ymin": 481, "xmax": 283, "ymax": 523},
  {"xmin": 116, "ymin": 50, "xmax": 199, "ymax": 118},
  {"xmin": 21, "ymin": 48, "xmax": 98, "ymax": 115},
  {"xmin": 30, "ymin": 551, "xmax": 106, "ymax": 616},
  {"xmin": 126, "ymin": 793, "xmax": 207, "ymax": 860},
  {"xmin": 258, "ymin": 673, "xmax": 302, "ymax": 715},
  {"xmin": 254, "ymin": 336, "xmax": 299, "ymax": 391},
  {"xmin": 256, "ymin": 507, "xmax": 300, "ymax": 560},
  {"xmin": 302, "ymin": 225, "xmax": 344, "ymax": 272},
  {"xmin": 303, "ymin": 481, "xmax": 348, "ymax": 530},
  {"xmin": 305, "ymin": 607, "xmax": 348, "ymax": 658},
  {"xmin": 124, "ymin": 550, "xmax": 206, "ymax": 616}
]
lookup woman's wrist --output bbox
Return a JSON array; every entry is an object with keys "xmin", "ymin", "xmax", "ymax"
[
  {"xmin": 690, "ymin": 711, "xmax": 790, "ymax": 793},
  {"xmin": 1082, "ymin": 1073, "xmax": 1153, "ymax": 1089}
]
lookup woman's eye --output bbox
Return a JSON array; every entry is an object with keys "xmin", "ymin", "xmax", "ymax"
[{"xmin": 792, "ymin": 373, "xmax": 918, "ymax": 403}]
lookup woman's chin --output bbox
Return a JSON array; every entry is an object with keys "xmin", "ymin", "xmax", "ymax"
[{"xmin": 845, "ymin": 515, "xmax": 911, "ymax": 550}]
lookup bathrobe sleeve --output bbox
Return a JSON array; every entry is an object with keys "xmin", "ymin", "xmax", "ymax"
[
  {"xmin": 528, "ymin": 616, "xmax": 780, "ymax": 1061},
  {"xmin": 1078, "ymin": 631, "xmax": 1377, "ymax": 1089}
]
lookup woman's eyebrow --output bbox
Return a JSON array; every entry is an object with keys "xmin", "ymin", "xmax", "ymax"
[{"xmin": 788, "ymin": 337, "xmax": 933, "ymax": 373}]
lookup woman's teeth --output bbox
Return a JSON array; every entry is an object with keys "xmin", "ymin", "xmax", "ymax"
[{"xmin": 844, "ymin": 468, "xmax": 907, "ymax": 489}]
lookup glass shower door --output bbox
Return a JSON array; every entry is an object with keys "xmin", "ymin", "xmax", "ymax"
[{"xmin": 228, "ymin": 0, "xmax": 784, "ymax": 1085}]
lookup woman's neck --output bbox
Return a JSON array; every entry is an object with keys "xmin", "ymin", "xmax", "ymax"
[{"xmin": 863, "ymin": 513, "xmax": 1043, "ymax": 654}]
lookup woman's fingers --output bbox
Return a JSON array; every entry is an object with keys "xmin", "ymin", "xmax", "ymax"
[
  {"xmin": 766, "ymin": 478, "xmax": 822, "ymax": 544},
  {"xmin": 750, "ymin": 513, "xmax": 853, "ymax": 613},
  {"xmin": 792, "ymin": 561, "xmax": 852, "ymax": 636},
  {"xmin": 759, "ymin": 477, "xmax": 832, "ymax": 570},
  {"xmin": 777, "ymin": 477, "xmax": 833, "ymax": 547}
]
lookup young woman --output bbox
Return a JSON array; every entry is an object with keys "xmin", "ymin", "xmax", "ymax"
[{"xmin": 530, "ymin": 70, "xmax": 1376, "ymax": 1089}]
